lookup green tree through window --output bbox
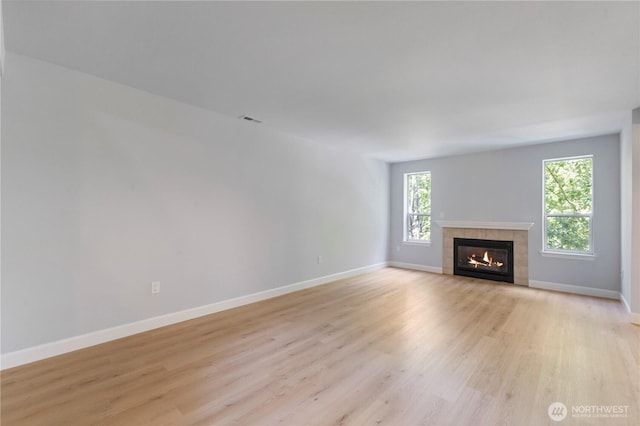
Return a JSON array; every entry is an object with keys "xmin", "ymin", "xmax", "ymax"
[
  {"xmin": 543, "ymin": 156, "xmax": 593, "ymax": 253},
  {"xmin": 405, "ymin": 172, "xmax": 431, "ymax": 242}
]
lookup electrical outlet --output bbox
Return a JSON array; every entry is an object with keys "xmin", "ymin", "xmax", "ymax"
[
  {"xmin": 151, "ymin": 281, "xmax": 160, "ymax": 294},
  {"xmin": 317, "ymin": 255, "xmax": 323, "ymax": 264}
]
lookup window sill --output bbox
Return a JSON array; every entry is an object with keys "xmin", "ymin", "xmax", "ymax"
[
  {"xmin": 539, "ymin": 250, "xmax": 597, "ymax": 261},
  {"xmin": 403, "ymin": 240, "xmax": 432, "ymax": 247}
]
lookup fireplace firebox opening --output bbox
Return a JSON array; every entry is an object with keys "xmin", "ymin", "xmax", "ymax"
[{"xmin": 453, "ymin": 238, "xmax": 514, "ymax": 283}]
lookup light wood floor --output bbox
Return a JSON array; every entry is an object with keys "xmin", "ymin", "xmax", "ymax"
[{"xmin": 2, "ymin": 268, "xmax": 639, "ymax": 425}]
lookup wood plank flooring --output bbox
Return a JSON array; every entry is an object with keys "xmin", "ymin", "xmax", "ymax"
[{"xmin": 2, "ymin": 268, "xmax": 639, "ymax": 425}]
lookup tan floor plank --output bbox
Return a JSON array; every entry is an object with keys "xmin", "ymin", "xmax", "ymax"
[{"xmin": 2, "ymin": 268, "xmax": 638, "ymax": 425}]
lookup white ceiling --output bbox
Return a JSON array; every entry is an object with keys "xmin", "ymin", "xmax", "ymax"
[{"xmin": 3, "ymin": 1, "xmax": 639, "ymax": 162}]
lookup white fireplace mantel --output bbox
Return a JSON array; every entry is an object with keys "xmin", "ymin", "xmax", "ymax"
[{"xmin": 435, "ymin": 220, "xmax": 534, "ymax": 231}]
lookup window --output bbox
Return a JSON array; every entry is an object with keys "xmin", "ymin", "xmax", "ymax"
[
  {"xmin": 543, "ymin": 156, "xmax": 593, "ymax": 254},
  {"xmin": 404, "ymin": 171, "xmax": 431, "ymax": 243}
]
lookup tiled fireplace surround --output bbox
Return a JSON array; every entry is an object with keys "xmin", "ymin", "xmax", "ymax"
[{"xmin": 438, "ymin": 221, "xmax": 533, "ymax": 286}]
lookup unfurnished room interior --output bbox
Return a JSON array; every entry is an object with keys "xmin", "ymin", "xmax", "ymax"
[{"xmin": 1, "ymin": 1, "xmax": 639, "ymax": 425}]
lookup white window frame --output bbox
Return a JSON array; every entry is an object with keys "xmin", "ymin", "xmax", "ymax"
[
  {"xmin": 542, "ymin": 155, "xmax": 595, "ymax": 259},
  {"xmin": 404, "ymin": 171, "xmax": 431, "ymax": 245}
]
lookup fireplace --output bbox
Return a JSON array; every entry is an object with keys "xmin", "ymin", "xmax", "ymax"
[
  {"xmin": 438, "ymin": 221, "xmax": 532, "ymax": 286},
  {"xmin": 454, "ymin": 238, "xmax": 514, "ymax": 283}
]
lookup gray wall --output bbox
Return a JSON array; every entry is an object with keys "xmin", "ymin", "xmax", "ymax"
[
  {"xmin": 620, "ymin": 107, "xmax": 640, "ymax": 317},
  {"xmin": 1, "ymin": 53, "xmax": 389, "ymax": 353},
  {"xmin": 632, "ymin": 107, "xmax": 640, "ymax": 312},
  {"xmin": 390, "ymin": 135, "xmax": 621, "ymax": 291}
]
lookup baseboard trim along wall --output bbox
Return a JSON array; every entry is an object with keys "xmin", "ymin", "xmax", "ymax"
[
  {"xmin": 389, "ymin": 264, "xmax": 623, "ymax": 301},
  {"xmin": 3, "ymin": 264, "xmax": 631, "ymax": 369},
  {"xmin": 388, "ymin": 263, "xmax": 627, "ymax": 304},
  {"xmin": 1, "ymin": 262, "xmax": 387, "ymax": 370},
  {"xmin": 621, "ymin": 293, "xmax": 632, "ymax": 313},
  {"xmin": 387, "ymin": 261, "xmax": 443, "ymax": 274},
  {"xmin": 620, "ymin": 293, "xmax": 640, "ymax": 325},
  {"xmin": 529, "ymin": 280, "xmax": 620, "ymax": 300}
]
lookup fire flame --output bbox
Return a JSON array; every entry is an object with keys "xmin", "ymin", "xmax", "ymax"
[{"xmin": 468, "ymin": 251, "xmax": 504, "ymax": 268}]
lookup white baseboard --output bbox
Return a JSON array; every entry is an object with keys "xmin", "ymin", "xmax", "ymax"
[
  {"xmin": 390, "ymin": 267, "xmax": 623, "ymax": 303},
  {"xmin": 620, "ymin": 293, "xmax": 640, "ymax": 325},
  {"xmin": 621, "ymin": 293, "xmax": 632, "ymax": 313},
  {"xmin": 529, "ymin": 280, "xmax": 620, "ymax": 300},
  {"xmin": 1, "ymin": 262, "xmax": 387, "ymax": 370},
  {"xmin": 388, "ymin": 261, "xmax": 443, "ymax": 274}
]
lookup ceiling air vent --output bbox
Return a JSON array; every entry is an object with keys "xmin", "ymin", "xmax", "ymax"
[{"xmin": 239, "ymin": 115, "xmax": 262, "ymax": 124}]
